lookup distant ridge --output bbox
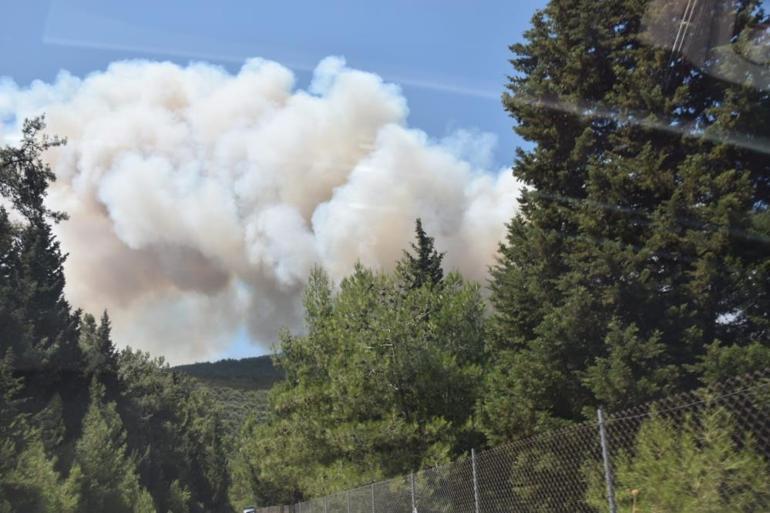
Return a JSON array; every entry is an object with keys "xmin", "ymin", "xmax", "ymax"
[
  {"xmin": 173, "ymin": 355, "xmax": 285, "ymax": 429},
  {"xmin": 173, "ymin": 354, "xmax": 284, "ymax": 391}
]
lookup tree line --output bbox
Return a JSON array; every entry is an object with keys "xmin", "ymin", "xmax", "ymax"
[{"xmin": 229, "ymin": 0, "xmax": 770, "ymax": 507}]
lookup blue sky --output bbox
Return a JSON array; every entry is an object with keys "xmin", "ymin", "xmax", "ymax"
[
  {"xmin": 2, "ymin": 0, "xmax": 547, "ymax": 361},
  {"xmin": 3, "ymin": 0, "xmax": 546, "ymax": 168}
]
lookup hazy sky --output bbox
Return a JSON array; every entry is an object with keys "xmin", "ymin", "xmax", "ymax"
[{"xmin": 1, "ymin": 0, "xmax": 547, "ymax": 362}]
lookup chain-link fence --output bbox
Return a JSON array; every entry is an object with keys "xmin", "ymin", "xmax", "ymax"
[{"xmin": 253, "ymin": 369, "xmax": 770, "ymax": 513}]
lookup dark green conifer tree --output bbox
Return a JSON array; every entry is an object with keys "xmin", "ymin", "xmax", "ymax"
[
  {"xmin": 0, "ymin": 354, "xmax": 78, "ymax": 513},
  {"xmin": 396, "ymin": 218, "xmax": 445, "ymax": 289},
  {"xmin": 8, "ymin": 218, "xmax": 81, "ymax": 372},
  {"xmin": 33, "ymin": 393, "xmax": 66, "ymax": 456},
  {"xmin": 481, "ymin": 0, "xmax": 770, "ymax": 442},
  {"xmin": 80, "ymin": 311, "xmax": 120, "ymax": 398},
  {"xmin": 73, "ymin": 380, "xmax": 155, "ymax": 513},
  {"xmin": 0, "ymin": 117, "xmax": 87, "ymax": 473}
]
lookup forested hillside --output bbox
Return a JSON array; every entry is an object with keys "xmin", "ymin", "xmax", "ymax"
[
  {"xmin": 174, "ymin": 356, "xmax": 283, "ymax": 436},
  {"xmin": 174, "ymin": 356, "xmax": 283, "ymax": 390}
]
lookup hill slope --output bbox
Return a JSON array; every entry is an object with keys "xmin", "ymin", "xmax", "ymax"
[
  {"xmin": 173, "ymin": 355, "xmax": 285, "ymax": 433},
  {"xmin": 174, "ymin": 354, "xmax": 284, "ymax": 390}
]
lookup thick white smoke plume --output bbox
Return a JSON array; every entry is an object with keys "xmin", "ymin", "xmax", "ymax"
[{"xmin": 0, "ymin": 57, "xmax": 521, "ymax": 363}]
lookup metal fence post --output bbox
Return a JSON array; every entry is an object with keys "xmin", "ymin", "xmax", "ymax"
[
  {"xmin": 346, "ymin": 491, "xmax": 351, "ymax": 513},
  {"xmin": 471, "ymin": 449, "xmax": 480, "ymax": 513},
  {"xmin": 597, "ymin": 407, "xmax": 617, "ymax": 513},
  {"xmin": 371, "ymin": 482, "xmax": 375, "ymax": 513},
  {"xmin": 324, "ymin": 496, "xmax": 328, "ymax": 513},
  {"xmin": 410, "ymin": 471, "xmax": 417, "ymax": 513}
]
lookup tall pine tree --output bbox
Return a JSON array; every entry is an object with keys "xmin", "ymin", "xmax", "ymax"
[
  {"xmin": 0, "ymin": 117, "xmax": 88, "ymax": 475},
  {"xmin": 396, "ymin": 219, "xmax": 445, "ymax": 290},
  {"xmin": 73, "ymin": 380, "xmax": 155, "ymax": 513},
  {"xmin": 481, "ymin": 0, "xmax": 770, "ymax": 442},
  {"xmin": 79, "ymin": 311, "xmax": 120, "ymax": 399}
]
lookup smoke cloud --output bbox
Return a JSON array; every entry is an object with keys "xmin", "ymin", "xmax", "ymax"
[{"xmin": 0, "ymin": 57, "xmax": 521, "ymax": 363}]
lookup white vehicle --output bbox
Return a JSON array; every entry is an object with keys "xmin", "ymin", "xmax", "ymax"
[{"xmin": 243, "ymin": 508, "xmax": 256, "ymax": 513}]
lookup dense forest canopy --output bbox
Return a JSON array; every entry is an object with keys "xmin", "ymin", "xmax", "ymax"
[{"xmin": 2, "ymin": 0, "xmax": 770, "ymax": 512}]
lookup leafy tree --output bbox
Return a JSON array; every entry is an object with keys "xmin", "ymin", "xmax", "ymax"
[
  {"xmin": 237, "ymin": 224, "xmax": 486, "ymax": 501},
  {"xmin": 4, "ymin": 435, "xmax": 81, "ymax": 513},
  {"xmin": 585, "ymin": 407, "xmax": 770, "ymax": 513},
  {"xmin": 229, "ymin": 414, "xmax": 303, "ymax": 509},
  {"xmin": 481, "ymin": 0, "xmax": 770, "ymax": 442},
  {"xmin": 696, "ymin": 340, "xmax": 770, "ymax": 385},
  {"xmin": 228, "ymin": 419, "xmax": 261, "ymax": 509},
  {"xmin": 188, "ymin": 408, "xmax": 231, "ymax": 511},
  {"xmin": 135, "ymin": 489, "xmax": 158, "ymax": 513},
  {"xmin": 0, "ymin": 116, "xmax": 66, "ymax": 222},
  {"xmin": 0, "ymin": 209, "xmax": 17, "ymax": 348},
  {"xmin": 118, "ymin": 348, "xmax": 233, "ymax": 513}
]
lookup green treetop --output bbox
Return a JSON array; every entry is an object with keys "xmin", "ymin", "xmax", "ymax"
[{"xmin": 396, "ymin": 218, "xmax": 445, "ymax": 290}]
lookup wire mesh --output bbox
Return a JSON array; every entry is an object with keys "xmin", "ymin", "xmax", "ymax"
[
  {"xmin": 601, "ymin": 368, "xmax": 770, "ymax": 513},
  {"xmin": 253, "ymin": 368, "xmax": 770, "ymax": 513},
  {"xmin": 373, "ymin": 474, "xmax": 411, "ymax": 513},
  {"xmin": 413, "ymin": 457, "xmax": 474, "ymax": 513}
]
